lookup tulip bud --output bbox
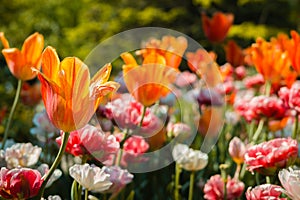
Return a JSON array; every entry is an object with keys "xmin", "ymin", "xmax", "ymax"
[{"xmin": 228, "ymin": 137, "xmax": 246, "ymax": 165}]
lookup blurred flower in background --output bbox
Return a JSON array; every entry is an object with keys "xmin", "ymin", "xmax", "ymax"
[
  {"xmin": 203, "ymin": 174, "xmax": 244, "ymax": 200},
  {"xmin": 201, "ymin": 11, "xmax": 234, "ymax": 43},
  {"xmin": 172, "ymin": 143, "xmax": 208, "ymax": 171},
  {"xmin": 0, "ymin": 32, "xmax": 44, "ymax": 80}
]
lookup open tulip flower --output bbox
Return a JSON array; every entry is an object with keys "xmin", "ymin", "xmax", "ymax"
[
  {"xmin": 248, "ymin": 37, "xmax": 292, "ymax": 85},
  {"xmin": 121, "ymin": 52, "xmax": 178, "ymax": 107},
  {"xmin": 36, "ymin": 46, "xmax": 119, "ymax": 132},
  {"xmin": 0, "ymin": 32, "xmax": 44, "ymax": 80},
  {"xmin": 137, "ymin": 35, "xmax": 188, "ymax": 70}
]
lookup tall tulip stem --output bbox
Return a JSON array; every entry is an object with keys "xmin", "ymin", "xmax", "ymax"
[
  {"xmin": 1, "ymin": 79, "xmax": 22, "ymax": 149},
  {"xmin": 174, "ymin": 163, "xmax": 181, "ymax": 200},
  {"xmin": 252, "ymin": 119, "xmax": 264, "ymax": 143},
  {"xmin": 85, "ymin": 189, "xmax": 88, "ymax": 200},
  {"xmin": 188, "ymin": 171, "xmax": 195, "ymax": 200},
  {"xmin": 139, "ymin": 106, "xmax": 147, "ymax": 127},
  {"xmin": 37, "ymin": 131, "xmax": 70, "ymax": 198},
  {"xmin": 292, "ymin": 113, "xmax": 299, "ymax": 140}
]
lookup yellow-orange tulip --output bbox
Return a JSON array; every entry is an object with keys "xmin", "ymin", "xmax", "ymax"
[
  {"xmin": 36, "ymin": 46, "xmax": 119, "ymax": 132},
  {"xmin": 137, "ymin": 35, "xmax": 188, "ymax": 70},
  {"xmin": 121, "ymin": 52, "xmax": 177, "ymax": 107},
  {"xmin": 0, "ymin": 32, "xmax": 44, "ymax": 80},
  {"xmin": 201, "ymin": 12, "xmax": 234, "ymax": 43}
]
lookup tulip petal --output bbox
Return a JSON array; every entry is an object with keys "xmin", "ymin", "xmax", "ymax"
[
  {"xmin": 2, "ymin": 48, "xmax": 28, "ymax": 80},
  {"xmin": 21, "ymin": 32, "xmax": 44, "ymax": 68},
  {"xmin": 120, "ymin": 52, "xmax": 138, "ymax": 66},
  {"xmin": 121, "ymin": 52, "xmax": 139, "ymax": 74},
  {"xmin": 41, "ymin": 46, "xmax": 61, "ymax": 82},
  {"xmin": 0, "ymin": 32, "xmax": 10, "ymax": 48},
  {"xmin": 91, "ymin": 81, "xmax": 120, "ymax": 110},
  {"xmin": 91, "ymin": 63, "xmax": 112, "ymax": 85},
  {"xmin": 143, "ymin": 53, "xmax": 166, "ymax": 66},
  {"xmin": 59, "ymin": 57, "xmax": 90, "ymax": 100}
]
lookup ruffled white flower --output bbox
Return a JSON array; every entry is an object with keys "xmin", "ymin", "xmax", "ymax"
[
  {"xmin": 69, "ymin": 164, "xmax": 112, "ymax": 193},
  {"xmin": 278, "ymin": 167, "xmax": 300, "ymax": 200},
  {"xmin": 5, "ymin": 143, "xmax": 41, "ymax": 168},
  {"xmin": 42, "ymin": 195, "xmax": 62, "ymax": 200},
  {"xmin": 167, "ymin": 123, "xmax": 191, "ymax": 138},
  {"xmin": 102, "ymin": 166, "xmax": 133, "ymax": 194},
  {"xmin": 172, "ymin": 143, "xmax": 208, "ymax": 171}
]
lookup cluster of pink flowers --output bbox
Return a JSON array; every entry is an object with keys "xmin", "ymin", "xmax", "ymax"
[
  {"xmin": 235, "ymin": 95, "xmax": 287, "ymax": 122},
  {"xmin": 244, "ymin": 138, "xmax": 298, "ymax": 175},
  {"xmin": 203, "ymin": 174, "xmax": 244, "ymax": 200}
]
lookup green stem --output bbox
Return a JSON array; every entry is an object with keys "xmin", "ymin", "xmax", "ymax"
[
  {"xmin": 292, "ymin": 113, "xmax": 299, "ymax": 140},
  {"xmin": 71, "ymin": 181, "xmax": 78, "ymax": 200},
  {"xmin": 265, "ymin": 80, "xmax": 271, "ymax": 97},
  {"xmin": 220, "ymin": 164, "xmax": 228, "ymax": 200},
  {"xmin": 1, "ymin": 79, "xmax": 22, "ymax": 149},
  {"xmin": 248, "ymin": 121, "xmax": 255, "ymax": 142},
  {"xmin": 234, "ymin": 164, "xmax": 241, "ymax": 180},
  {"xmin": 266, "ymin": 176, "xmax": 271, "ymax": 184},
  {"xmin": 85, "ymin": 189, "xmax": 88, "ymax": 200},
  {"xmin": 255, "ymin": 173, "xmax": 260, "ymax": 185},
  {"xmin": 115, "ymin": 149, "xmax": 123, "ymax": 166},
  {"xmin": 37, "ymin": 131, "xmax": 70, "ymax": 199},
  {"xmin": 252, "ymin": 119, "xmax": 265, "ymax": 143},
  {"xmin": 188, "ymin": 171, "xmax": 195, "ymax": 200},
  {"xmin": 139, "ymin": 106, "xmax": 147, "ymax": 127},
  {"xmin": 174, "ymin": 163, "xmax": 181, "ymax": 200},
  {"xmin": 239, "ymin": 163, "xmax": 247, "ymax": 180}
]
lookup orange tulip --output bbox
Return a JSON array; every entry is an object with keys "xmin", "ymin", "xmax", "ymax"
[
  {"xmin": 249, "ymin": 38, "xmax": 291, "ymax": 85},
  {"xmin": 285, "ymin": 30, "xmax": 300, "ymax": 74},
  {"xmin": 186, "ymin": 49, "xmax": 216, "ymax": 75},
  {"xmin": 121, "ymin": 52, "xmax": 177, "ymax": 107},
  {"xmin": 186, "ymin": 49, "xmax": 221, "ymax": 87},
  {"xmin": 36, "ymin": 46, "xmax": 119, "ymax": 132},
  {"xmin": 0, "ymin": 32, "xmax": 44, "ymax": 80},
  {"xmin": 137, "ymin": 35, "xmax": 188, "ymax": 69},
  {"xmin": 201, "ymin": 12, "xmax": 234, "ymax": 43},
  {"xmin": 198, "ymin": 107, "xmax": 223, "ymax": 137},
  {"xmin": 224, "ymin": 40, "xmax": 245, "ymax": 67}
]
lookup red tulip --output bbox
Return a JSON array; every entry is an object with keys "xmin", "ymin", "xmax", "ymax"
[
  {"xmin": 0, "ymin": 167, "xmax": 43, "ymax": 199},
  {"xmin": 225, "ymin": 40, "xmax": 245, "ymax": 67},
  {"xmin": 201, "ymin": 12, "xmax": 234, "ymax": 43}
]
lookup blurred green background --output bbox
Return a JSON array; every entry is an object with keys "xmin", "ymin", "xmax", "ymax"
[{"xmin": 1, "ymin": 0, "xmax": 300, "ymax": 59}]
